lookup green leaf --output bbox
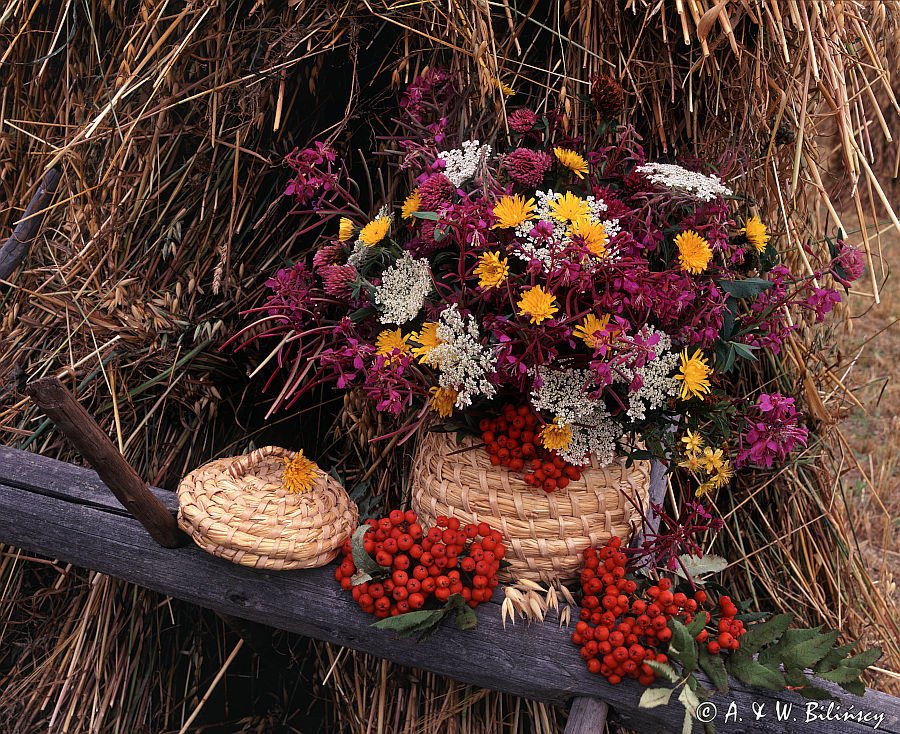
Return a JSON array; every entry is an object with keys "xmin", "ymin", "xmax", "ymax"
[
  {"xmin": 739, "ymin": 614, "xmax": 793, "ymax": 655},
  {"xmin": 675, "ymin": 554, "xmax": 728, "ymax": 581},
  {"xmin": 638, "ymin": 687, "xmax": 673, "ymax": 709},
  {"xmin": 720, "ymin": 296, "xmax": 738, "ymax": 340},
  {"xmin": 815, "ymin": 642, "xmax": 858, "ymax": 673},
  {"xmin": 818, "ymin": 665, "xmax": 866, "ymax": 685},
  {"xmin": 371, "ymin": 609, "xmax": 447, "ymax": 638},
  {"xmin": 350, "ymin": 524, "xmax": 389, "ymax": 586},
  {"xmin": 686, "ymin": 611, "xmax": 709, "ymax": 639},
  {"xmin": 781, "ymin": 630, "xmax": 839, "ymax": 670},
  {"xmin": 718, "ymin": 277, "xmax": 773, "ymax": 299},
  {"xmin": 726, "ymin": 651, "xmax": 786, "ymax": 691},
  {"xmin": 698, "ymin": 648, "xmax": 729, "ymax": 693},
  {"xmin": 646, "ymin": 660, "xmax": 680, "ymax": 683},
  {"xmin": 411, "ymin": 210, "xmax": 439, "ymax": 221},
  {"xmin": 668, "ymin": 619, "xmax": 699, "ymax": 672},
  {"xmin": 448, "ymin": 593, "xmax": 478, "ymax": 631},
  {"xmin": 758, "ymin": 627, "xmax": 822, "ymax": 666},
  {"xmin": 730, "ymin": 342, "xmax": 758, "ymax": 362},
  {"xmin": 842, "ymin": 647, "xmax": 882, "ymax": 670},
  {"xmin": 839, "ymin": 680, "xmax": 866, "ymax": 697}
]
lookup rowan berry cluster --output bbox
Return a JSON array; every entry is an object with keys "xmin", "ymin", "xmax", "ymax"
[
  {"xmin": 572, "ymin": 537, "xmax": 746, "ymax": 686},
  {"xmin": 335, "ymin": 510, "xmax": 505, "ymax": 619},
  {"xmin": 479, "ymin": 403, "xmax": 582, "ymax": 492}
]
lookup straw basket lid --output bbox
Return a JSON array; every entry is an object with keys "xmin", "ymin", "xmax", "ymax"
[{"xmin": 177, "ymin": 445, "xmax": 358, "ymax": 570}]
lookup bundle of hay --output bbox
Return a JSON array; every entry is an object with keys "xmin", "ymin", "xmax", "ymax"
[{"xmin": 1, "ymin": 1, "xmax": 897, "ymax": 731}]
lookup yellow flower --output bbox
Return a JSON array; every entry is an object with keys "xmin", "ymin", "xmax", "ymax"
[
  {"xmin": 411, "ymin": 322, "xmax": 441, "ymax": 362},
  {"xmin": 493, "ymin": 194, "xmax": 536, "ymax": 229},
  {"xmin": 675, "ymin": 230, "xmax": 713, "ymax": 275},
  {"xmin": 375, "ymin": 328, "xmax": 410, "ymax": 359},
  {"xmin": 429, "ymin": 386, "xmax": 457, "ymax": 418},
  {"xmin": 517, "ymin": 285, "xmax": 559, "ymax": 324},
  {"xmin": 496, "ymin": 79, "xmax": 516, "ymax": 97},
  {"xmin": 474, "ymin": 251, "xmax": 509, "ymax": 289},
  {"xmin": 679, "ymin": 454, "xmax": 704, "ymax": 473},
  {"xmin": 553, "ymin": 147, "xmax": 588, "ymax": 179},
  {"xmin": 359, "ymin": 216, "xmax": 391, "ymax": 246},
  {"xmin": 695, "ymin": 480, "xmax": 715, "ymax": 498},
  {"xmin": 549, "ymin": 192, "xmax": 589, "ymax": 222},
  {"xmin": 282, "ymin": 450, "xmax": 320, "ymax": 494},
  {"xmin": 701, "ymin": 446, "xmax": 726, "ymax": 473},
  {"xmin": 568, "ymin": 217, "xmax": 608, "ymax": 257},
  {"xmin": 742, "ymin": 216, "xmax": 769, "ymax": 254},
  {"xmin": 710, "ymin": 460, "xmax": 734, "ymax": 488},
  {"xmin": 675, "ymin": 349, "xmax": 712, "ymax": 401},
  {"xmin": 338, "ymin": 217, "xmax": 354, "ymax": 242},
  {"xmin": 402, "ymin": 190, "xmax": 422, "ymax": 220},
  {"xmin": 573, "ymin": 312, "xmax": 612, "ymax": 349},
  {"xmin": 539, "ymin": 418, "xmax": 573, "ymax": 452},
  {"xmin": 680, "ymin": 430, "xmax": 704, "ymax": 456}
]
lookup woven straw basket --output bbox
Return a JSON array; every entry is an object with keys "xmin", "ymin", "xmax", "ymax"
[
  {"xmin": 411, "ymin": 431, "xmax": 649, "ymax": 583},
  {"xmin": 178, "ymin": 446, "xmax": 358, "ymax": 570}
]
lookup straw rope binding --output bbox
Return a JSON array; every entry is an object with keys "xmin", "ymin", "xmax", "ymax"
[
  {"xmin": 178, "ymin": 446, "xmax": 358, "ymax": 570},
  {"xmin": 411, "ymin": 431, "xmax": 649, "ymax": 583}
]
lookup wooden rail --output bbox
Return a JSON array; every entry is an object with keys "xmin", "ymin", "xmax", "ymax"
[{"xmin": 0, "ymin": 445, "xmax": 898, "ymax": 733}]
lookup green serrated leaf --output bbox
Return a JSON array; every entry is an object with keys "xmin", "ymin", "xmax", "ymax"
[
  {"xmin": 452, "ymin": 596, "xmax": 478, "ymax": 631},
  {"xmin": 686, "ymin": 611, "xmax": 709, "ymax": 639},
  {"xmin": 371, "ymin": 609, "xmax": 447, "ymax": 638},
  {"xmin": 698, "ymin": 648, "xmax": 729, "ymax": 693},
  {"xmin": 739, "ymin": 614, "xmax": 793, "ymax": 655},
  {"xmin": 758, "ymin": 627, "xmax": 822, "ymax": 666},
  {"xmin": 818, "ymin": 665, "xmax": 867, "ymax": 685},
  {"xmin": 781, "ymin": 630, "xmax": 839, "ymax": 670},
  {"xmin": 718, "ymin": 277, "xmax": 773, "ymax": 299},
  {"xmin": 411, "ymin": 210, "xmax": 440, "ymax": 220},
  {"xmin": 675, "ymin": 554, "xmax": 728, "ymax": 581},
  {"xmin": 647, "ymin": 660, "xmax": 680, "ymax": 684},
  {"xmin": 727, "ymin": 651, "xmax": 786, "ymax": 691},
  {"xmin": 669, "ymin": 619, "xmax": 699, "ymax": 672},
  {"xmin": 350, "ymin": 525, "xmax": 389, "ymax": 585},
  {"xmin": 842, "ymin": 647, "xmax": 882, "ymax": 670},
  {"xmin": 815, "ymin": 642, "xmax": 859, "ymax": 673},
  {"xmin": 839, "ymin": 680, "xmax": 866, "ymax": 697},
  {"xmin": 638, "ymin": 687, "xmax": 673, "ymax": 709}
]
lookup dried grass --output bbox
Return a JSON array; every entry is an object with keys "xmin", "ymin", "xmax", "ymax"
[{"xmin": 0, "ymin": 1, "xmax": 898, "ymax": 731}]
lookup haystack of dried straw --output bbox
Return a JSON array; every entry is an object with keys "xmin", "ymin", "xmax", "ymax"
[{"xmin": 1, "ymin": 1, "xmax": 897, "ymax": 731}]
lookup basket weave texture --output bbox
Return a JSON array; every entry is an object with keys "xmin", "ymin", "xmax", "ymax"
[
  {"xmin": 178, "ymin": 446, "xmax": 358, "ymax": 570},
  {"xmin": 411, "ymin": 431, "xmax": 649, "ymax": 583}
]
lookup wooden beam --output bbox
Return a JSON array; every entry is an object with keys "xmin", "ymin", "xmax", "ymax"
[
  {"xmin": 24, "ymin": 377, "xmax": 187, "ymax": 548},
  {"xmin": 0, "ymin": 446, "xmax": 898, "ymax": 733},
  {"xmin": 0, "ymin": 168, "xmax": 61, "ymax": 280},
  {"xmin": 565, "ymin": 697, "xmax": 608, "ymax": 733}
]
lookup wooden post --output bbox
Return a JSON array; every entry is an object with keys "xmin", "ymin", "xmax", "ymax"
[
  {"xmin": 565, "ymin": 697, "xmax": 608, "ymax": 734},
  {"xmin": 0, "ymin": 168, "xmax": 62, "ymax": 280},
  {"xmin": 25, "ymin": 376, "xmax": 188, "ymax": 548}
]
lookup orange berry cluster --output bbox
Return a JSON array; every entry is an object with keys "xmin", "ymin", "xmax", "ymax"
[
  {"xmin": 572, "ymin": 537, "xmax": 745, "ymax": 686},
  {"xmin": 335, "ymin": 510, "xmax": 505, "ymax": 619},
  {"xmin": 479, "ymin": 403, "xmax": 583, "ymax": 492}
]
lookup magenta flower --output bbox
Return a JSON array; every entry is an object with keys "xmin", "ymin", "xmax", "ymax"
[
  {"xmin": 507, "ymin": 108, "xmax": 537, "ymax": 133},
  {"xmin": 318, "ymin": 264, "xmax": 357, "ymax": 299},
  {"xmin": 736, "ymin": 393, "xmax": 809, "ymax": 469},
  {"xmin": 503, "ymin": 148, "xmax": 552, "ymax": 188},
  {"xmin": 831, "ymin": 240, "xmax": 865, "ymax": 286}
]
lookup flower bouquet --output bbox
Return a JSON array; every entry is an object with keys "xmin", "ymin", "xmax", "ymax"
[{"xmin": 232, "ymin": 70, "xmax": 863, "ymax": 585}]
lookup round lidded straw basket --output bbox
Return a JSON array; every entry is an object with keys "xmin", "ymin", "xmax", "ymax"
[
  {"xmin": 410, "ymin": 431, "xmax": 649, "ymax": 583},
  {"xmin": 178, "ymin": 446, "xmax": 358, "ymax": 570}
]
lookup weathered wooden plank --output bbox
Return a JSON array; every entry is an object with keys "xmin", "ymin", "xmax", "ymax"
[
  {"xmin": 24, "ymin": 377, "xmax": 187, "ymax": 547},
  {"xmin": 0, "ymin": 167, "xmax": 61, "ymax": 281},
  {"xmin": 565, "ymin": 697, "xmax": 608, "ymax": 734},
  {"xmin": 0, "ymin": 447, "xmax": 898, "ymax": 733}
]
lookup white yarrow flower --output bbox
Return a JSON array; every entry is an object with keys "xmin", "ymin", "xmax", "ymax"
[
  {"xmin": 425, "ymin": 304, "xmax": 497, "ymax": 408},
  {"xmin": 374, "ymin": 252, "xmax": 432, "ymax": 325},
  {"xmin": 437, "ymin": 140, "xmax": 492, "ymax": 187},
  {"xmin": 636, "ymin": 162, "xmax": 732, "ymax": 201},
  {"xmin": 615, "ymin": 327, "xmax": 679, "ymax": 422},
  {"xmin": 531, "ymin": 366, "xmax": 620, "ymax": 466}
]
